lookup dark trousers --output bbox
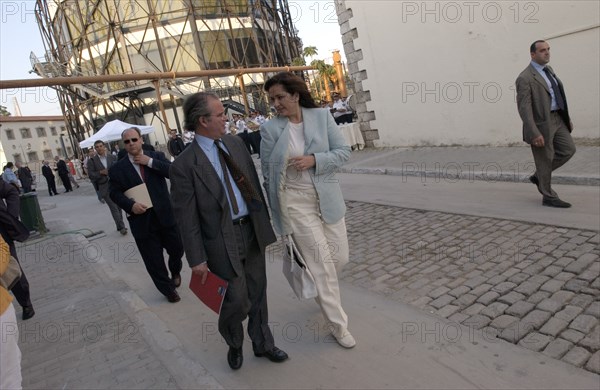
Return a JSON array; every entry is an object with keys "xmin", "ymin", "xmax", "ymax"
[
  {"xmin": 218, "ymin": 222, "xmax": 274, "ymax": 353},
  {"xmin": 531, "ymin": 112, "xmax": 576, "ymax": 200},
  {"xmin": 8, "ymin": 240, "xmax": 32, "ymax": 308},
  {"xmin": 59, "ymin": 173, "xmax": 72, "ymax": 191},
  {"xmin": 99, "ymin": 185, "xmax": 125, "ymax": 230},
  {"xmin": 45, "ymin": 177, "xmax": 58, "ymax": 195},
  {"xmin": 249, "ymin": 132, "xmax": 261, "ymax": 156},
  {"xmin": 132, "ymin": 211, "xmax": 183, "ymax": 297},
  {"xmin": 237, "ymin": 132, "xmax": 254, "ymax": 154},
  {"xmin": 335, "ymin": 113, "xmax": 354, "ymax": 125}
]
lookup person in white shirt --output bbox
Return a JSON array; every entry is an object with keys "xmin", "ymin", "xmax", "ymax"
[{"xmin": 330, "ymin": 92, "xmax": 353, "ymax": 125}]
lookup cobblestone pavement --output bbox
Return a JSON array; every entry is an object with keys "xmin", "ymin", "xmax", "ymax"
[
  {"xmin": 15, "ymin": 225, "xmax": 180, "ymax": 389},
  {"xmin": 341, "ymin": 201, "xmax": 600, "ymax": 374}
]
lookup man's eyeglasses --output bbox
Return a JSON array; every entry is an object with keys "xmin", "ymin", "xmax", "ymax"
[{"xmin": 123, "ymin": 138, "xmax": 138, "ymax": 144}]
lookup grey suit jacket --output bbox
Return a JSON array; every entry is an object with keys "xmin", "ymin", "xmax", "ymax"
[
  {"xmin": 87, "ymin": 154, "xmax": 117, "ymax": 196},
  {"xmin": 260, "ymin": 107, "xmax": 350, "ymax": 235},
  {"xmin": 516, "ymin": 64, "xmax": 572, "ymax": 144},
  {"xmin": 169, "ymin": 134, "xmax": 276, "ymax": 281}
]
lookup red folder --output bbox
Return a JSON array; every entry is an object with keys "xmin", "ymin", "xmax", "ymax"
[{"xmin": 189, "ymin": 272, "xmax": 228, "ymax": 314}]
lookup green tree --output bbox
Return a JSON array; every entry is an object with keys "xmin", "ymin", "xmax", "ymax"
[
  {"xmin": 302, "ymin": 46, "xmax": 318, "ymax": 60},
  {"xmin": 0, "ymin": 105, "xmax": 10, "ymax": 116}
]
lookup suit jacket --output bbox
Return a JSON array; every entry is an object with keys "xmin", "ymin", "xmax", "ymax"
[
  {"xmin": 87, "ymin": 154, "xmax": 117, "ymax": 197},
  {"xmin": 56, "ymin": 159, "xmax": 69, "ymax": 176},
  {"xmin": 17, "ymin": 167, "xmax": 32, "ymax": 188},
  {"xmin": 109, "ymin": 151, "xmax": 176, "ymax": 239},
  {"xmin": 516, "ymin": 64, "xmax": 572, "ymax": 144},
  {"xmin": 41, "ymin": 165, "xmax": 54, "ymax": 180},
  {"xmin": 260, "ymin": 107, "xmax": 350, "ymax": 235},
  {"xmin": 169, "ymin": 134, "xmax": 276, "ymax": 281}
]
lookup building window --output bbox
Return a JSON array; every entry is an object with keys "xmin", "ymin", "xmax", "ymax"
[
  {"xmin": 20, "ymin": 128, "xmax": 32, "ymax": 138},
  {"xmin": 36, "ymin": 127, "xmax": 47, "ymax": 137},
  {"xmin": 43, "ymin": 150, "xmax": 53, "ymax": 160},
  {"xmin": 12, "ymin": 154, "xmax": 22, "ymax": 164},
  {"xmin": 50, "ymin": 126, "xmax": 57, "ymax": 136},
  {"xmin": 27, "ymin": 151, "xmax": 39, "ymax": 162},
  {"xmin": 66, "ymin": 147, "xmax": 73, "ymax": 156},
  {"xmin": 5, "ymin": 129, "xmax": 15, "ymax": 140},
  {"xmin": 56, "ymin": 148, "xmax": 63, "ymax": 156},
  {"xmin": 60, "ymin": 126, "xmax": 66, "ymax": 133}
]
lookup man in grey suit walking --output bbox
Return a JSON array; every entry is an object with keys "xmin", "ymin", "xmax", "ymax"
[
  {"xmin": 516, "ymin": 40, "xmax": 576, "ymax": 208},
  {"xmin": 170, "ymin": 92, "xmax": 288, "ymax": 370},
  {"xmin": 87, "ymin": 140, "xmax": 128, "ymax": 235}
]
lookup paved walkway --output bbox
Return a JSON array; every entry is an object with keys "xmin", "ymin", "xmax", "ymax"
[{"xmin": 12, "ymin": 144, "xmax": 600, "ymax": 387}]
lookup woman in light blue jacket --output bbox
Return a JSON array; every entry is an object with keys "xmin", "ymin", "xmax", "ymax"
[{"xmin": 260, "ymin": 72, "xmax": 355, "ymax": 348}]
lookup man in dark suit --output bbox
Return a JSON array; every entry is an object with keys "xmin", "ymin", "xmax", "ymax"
[
  {"xmin": 516, "ymin": 40, "xmax": 576, "ymax": 208},
  {"xmin": 109, "ymin": 128, "xmax": 183, "ymax": 302},
  {"xmin": 170, "ymin": 92, "xmax": 287, "ymax": 370},
  {"xmin": 54, "ymin": 156, "xmax": 73, "ymax": 192},
  {"xmin": 87, "ymin": 140, "xmax": 127, "ymax": 235},
  {"xmin": 167, "ymin": 129, "xmax": 186, "ymax": 158},
  {"xmin": 15, "ymin": 163, "xmax": 33, "ymax": 193},
  {"xmin": 41, "ymin": 161, "xmax": 58, "ymax": 196}
]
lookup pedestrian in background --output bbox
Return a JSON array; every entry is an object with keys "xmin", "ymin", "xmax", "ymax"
[
  {"xmin": 41, "ymin": 161, "xmax": 58, "ymax": 196},
  {"xmin": 54, "ymin": 156, "xmax": 73, "ymax": 192},
  {"xmin": 15, "ymin": 162, "xmax": 33, "ymax": 193},
  {"xmin": 2, "ymin": 163, "xmax": 20, "ymax": 192},
  {"xmin": 87, "ymin": 140, "xmax": 128, "ymax": 235},
  {"xmin": 516, "ymin": 40, "xmax": 576, "ymax": 208},
  {"xmin": 261, "ymin": 72, "xmax": 355, "ymax": 348}
]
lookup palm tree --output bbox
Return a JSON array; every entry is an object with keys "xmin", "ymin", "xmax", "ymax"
[
  {"xmin": 302, "ymin": 46, "xmax": 318, "ymax": 61},
  {"xmin": 0, "ymin": 105, "xmax": 10, "ymax": 116},
  {"xmin": 311, "ymin": 60, "xmax": 336, "ymax": 101}
]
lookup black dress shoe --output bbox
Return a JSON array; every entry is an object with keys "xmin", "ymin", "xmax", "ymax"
[
  {"xmin": 254, "ymin": 346, "xmax": 289, "ymax": 362},
  {"xmin": 172, "ymin": 274, "xmax": 181, "ymax": 288},
  {"xmin": 166, "ymin": 291, "xmax": 181, "ymax": 303},
  {"xmin": 529, "ymin": 175, "xmax": 542, "ymax": 194},
  {"xmin": 22, "ymin": 306, "xmax": 35, "ymax": 320},
  {"xmin": 543, "ymin": 198, "xmax": 571, "ymax": 208},
  {"xmin": 227, "ymin": 346, "xmax": 243, "ymax": 370}
]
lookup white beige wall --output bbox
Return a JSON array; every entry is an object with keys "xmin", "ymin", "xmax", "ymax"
[{"xmin": 344, "ymin": 0, "xmax": 599, "ymax": 146}]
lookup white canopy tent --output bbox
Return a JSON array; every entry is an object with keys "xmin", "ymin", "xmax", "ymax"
[{"xmin": 79, "ymin": 120, "xmax": 155, "ymax": 148}]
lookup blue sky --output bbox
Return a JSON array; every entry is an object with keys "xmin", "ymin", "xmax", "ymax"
[{"xmin": 0, "ymin": 0, "xmax": 344, "ymax": 116}]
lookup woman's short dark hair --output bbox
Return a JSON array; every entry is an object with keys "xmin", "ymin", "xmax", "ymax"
[
  {"xmin": 183, "ymin": 92, "xmax": 219, "ymax": 132},
  {"xmin": 264, "ymin": 72, "xmax": 318, "ymax": 108}
]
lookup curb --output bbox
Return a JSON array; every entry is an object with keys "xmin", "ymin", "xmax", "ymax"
[{"xmin": 340, "ymin": 167, "xmax": 600, "ymax": 186}]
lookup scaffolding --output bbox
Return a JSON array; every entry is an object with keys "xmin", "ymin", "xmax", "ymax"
[{"xmin": 32, "ymin": 0, "xmax": 302, "ymax": 153}]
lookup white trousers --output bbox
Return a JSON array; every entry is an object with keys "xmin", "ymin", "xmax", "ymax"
[
  {"xmin": 0, "ymin": 302, "xmax": 22, "ymax": 390},
  {"xmin": 285, "ymin": 186, "xmax": 350, "ymax": 338}
]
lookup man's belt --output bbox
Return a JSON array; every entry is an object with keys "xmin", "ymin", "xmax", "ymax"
[{"xmin": 232, "ymin": 215, "xmax": 251, "ymax": 225}]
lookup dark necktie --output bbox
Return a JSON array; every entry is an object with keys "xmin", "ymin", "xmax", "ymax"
[
  {"xmin": 215, "ymin": 139, "xmax": 262, "ymax": 212},
  {"xmin": 543, "ymin": 67, "xmax": 565, "ymax": 111}
]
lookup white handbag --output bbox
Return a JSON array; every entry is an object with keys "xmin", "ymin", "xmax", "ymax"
[{"xmin": 282, "ymin": 235, "xmax": 318, "ymax": 299}]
